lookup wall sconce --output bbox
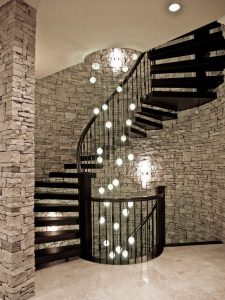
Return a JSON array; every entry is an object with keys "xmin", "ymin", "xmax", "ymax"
[{"xmin": 139, "ymin": 159, "xmax": 151, "ymax": 188}]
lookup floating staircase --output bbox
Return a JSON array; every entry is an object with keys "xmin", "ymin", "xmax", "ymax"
[
  {"xmin": 34, "ymin": 158, "xmax": 97, "ymax": 268},
  {"xmin": 126, "ymin": 21, "xmax": 225, "ymax": 138},
  {"xmin": 34, "ymin": 21, "xmax": 225, "ymax": 268}
]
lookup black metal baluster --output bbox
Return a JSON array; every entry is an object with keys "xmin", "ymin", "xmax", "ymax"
[
  {"xmin": 92, "ymin": 201, "xmax": 94, "ymax": 258},
  {"xmin": 98, "ymin": 109, "xmax": 101, "ymax": 151},
  {"xmin": 98, "ymin": 201, "xmax": 101, "ymax": 263},
  {"xmin": 82, "ymin": 143, "xmax": 85, "ymax": 172},
  {"xmin": 147, "ymin": 199, "xmax": 149, "ymax": 258},
  {"xmin": 86, "ymin": 130, "xmax": 89, "ymax": 172},
  {"xmin": 103, "ymin": 108, "xmax": 106, "ymax": 159},
  {"xmin": 131, "ymin": 69, "xmax": 134, "ymax": 107},
  {"xmin": 140, "ymin": 58, "xmax": 143, "ymax": 99},
  {"xmin": 147, "ymin": 54, "xmax": 150, "ymax": 96},
  {"xmin": 117, "ymin": 94, "xmax": 120, "ymax": 147},
  {"xmin": 119, "ymin": 202, "xmax": 122, "ymax": 264},
  {"xmin": 127, "ymin": 202, "xmax": 129, "ymax": 264},
  {"xmin": 134, "ymin": 201, "xmax": 137, "ymax": 263},
  {"xmin": 107, "ymin": 101, "xmax": 110, "ymax": 148},
  {"xmin": 105, "ymin": 202, "xmax": 108, "ymax": 264},
  {"xmin": 152, "ymin": 207, "xmax": 155, "ymax": 258},
  {"xmin": 89, "ymin": 128, "xmax": 92, "ymax": 172},
  {"xmin": 112, "ymin": 96, "xmax": 115, "ymax": 146},
  {"xmin": 141, "ymin": 200, "xmax": 143, "ymax": 262},
  {"xmin": 122, "ymin": 83, "xmax": 125, "ymax": 134},
  {"xmin": 144, "ymin": 55, "xmax": 147, "ymax": 98},
  {"xmin": 112, "ymin": 202, "xmax": 115, "ymax": 265},
  {"xmin": 94, "ymin": 121, "xmax": 96, "ymax": 166},
  {"xmin": 145, "ymin": 201, "xmax": 149, "ymax": 257},
  {"xmin": 126, "ymin": 79, "xmax": 129, "ymax": 116},
  {"xmin": 136, "ymin": 68, "xmax": 138, "ymax": 108}
]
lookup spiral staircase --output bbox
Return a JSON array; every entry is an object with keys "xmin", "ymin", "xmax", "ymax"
[{"xmin": 34, "ymin": 21, "xmax": 225, "ymax": 268}]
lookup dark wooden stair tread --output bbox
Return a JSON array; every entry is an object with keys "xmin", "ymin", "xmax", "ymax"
[
  {"xmin": 80, "ymin": 154, "xmax": 98, "ymax": 160},
  {"xmin": 35, "ymin": 230, "xmax": 80, "ymax": 244},
  {"xmin": 142, "ymin": 96, "xmax": 214, "ymax": 111},
  {"xmin": 148, "ymin": 31, "xmax": 225, "ymax": 60},
  {"xmin": 34, "ymin": 203, "xmax": 79, "ymax": 212},
  {"xmin": 35, "ymin": 245, "xmax": 81, "ymax": 267},
  {"xmin": 64, "ymin": 163, "xmax": 103, "ymax": 169},
  {"xmin": 35, "ymin": 192, "xmax": 79, "ymax": 200},
  {"xmin": 134, "ymin": 116, "xmax": 163, "ymax": 129},
  {"xmin": 150, "ymin": 91, "xmax": 216, "ymax": 100},
  {"xmin": 35, "ymin": 217, "xmax": 79, "ymax": 226},
  {"xmin": 49, "ymin": 172, "xmax": 96, "ymax": 179},
  {"xmin": 35, "ymin": 181, "xmax": 79, "ymax": 189},
  {"xmin": 140, "ymin": 107, "xmax": 177, "ymax": 121},
  {"xmin": 177, "ymin": 21, "xmax": 221, "ymax": 39},
  {"xmin": 152, "ymin": 76, "xmax": 224, "ymax": 89},
  {"xmin": 150, "ymin": 55, "xmax": 225, "ymax": 74},
  {"xmin": 125, "ymin": 126, "xmax": 147, "ymax": 138},
  {"xmin": 80, "ymin": 154, "xmax": 109, "ymax": 160}
]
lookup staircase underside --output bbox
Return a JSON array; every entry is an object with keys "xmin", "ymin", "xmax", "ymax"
[{"xmin": 142, "ymin": 95, "xmax": 216, "ymax": 111}]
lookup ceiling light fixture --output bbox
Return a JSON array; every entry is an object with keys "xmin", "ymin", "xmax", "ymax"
[
  {"xmin": 92, "ymin": 62, "xmax": 100, "ymax": 70},
  {"xmin": 115, "ymin": 246, "xmax": 122, "ymax": 254},
  {"xmin": 93, "ymin": 107, "xmax": 100, "ymax": 115},
  {"xmin": 168, "ymin": 3, "xmax": 181, "ymax": 12},
  {"xmin": 112, "ymin": 179, "xmax": 119, "ymax": 187},
  {"xmin": 103, "ymin": 240, "xmax": 110, "ymax": 247},
  {"xmin": 131, "ymin": 53, "xmax": 138, "ymax": 61},
  {"xmin": 99, "ymin": 216, "xmax": 105, "ymax": 224},
  {"xmin": 99, "ymin": 187, "xmax": 105, "ymax": 195},
  {"xmin": 105, "ymin": 121, "xmax": 112, "ymax": 129},
  {"xmin": 116, "ymin": 158, "xmax": 123, "ymax": 166},
  {"xmin": 116, "ymin": 86, "xmax": 123, "ymax": 93},
  {"xmin": 97, "ymin": 156, "xmax": 103, "ymax": 164},
  {"xmin": 108, "ymin": 183, "xmax": 114, "ymax": 191},
  {"xmin": 102, "ymin": 104, "xmax": 108, "ymax": 111},
  {"xmin": 97, "ymin": 147, "xmax": 103, "ymax": 155},
  {"xmin": 103, "ymin": 202, "xmax": 110, "ymax": 207},
  {"xmin": 90, "ymin": 76, "xmax": 96, "ymax": 84},
  {"xmin": 126, "ymin": 119, "xmax": 132, "ymax": 126},
  {"xmin": 108, "ymin": 48, "xmax": 127, "ymax": 73}
]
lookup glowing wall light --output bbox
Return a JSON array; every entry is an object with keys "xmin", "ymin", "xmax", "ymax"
[{"xmin": 139, "ymin": 159, "xmax": 151, "ymax": 188}]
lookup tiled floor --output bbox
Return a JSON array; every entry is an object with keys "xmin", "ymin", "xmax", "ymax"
[{"xmin": 33, "ymin": 244, "xmax": 225, "ymax": 300}]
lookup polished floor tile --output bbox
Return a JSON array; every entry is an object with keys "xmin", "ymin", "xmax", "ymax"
[{"xmin": 32, "ymin": 244, "xmax": 225, "ymax": 300}]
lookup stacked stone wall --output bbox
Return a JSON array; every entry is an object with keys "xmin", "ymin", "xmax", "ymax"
[{"xmin": 0, "ymin": 0, "xmax": 36, "ymax": 299}]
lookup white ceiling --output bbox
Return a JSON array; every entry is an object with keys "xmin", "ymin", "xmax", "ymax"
[{"xmin": 1, "ymin": 0, "xmax": 225, "ymax": 78}]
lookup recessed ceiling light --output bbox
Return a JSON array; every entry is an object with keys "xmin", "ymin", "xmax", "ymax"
[{"xmin": 168, "ymin": 3, "xmax": 181, "ymax": 12}]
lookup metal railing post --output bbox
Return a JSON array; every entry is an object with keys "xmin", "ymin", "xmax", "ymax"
[
  {"xmin": 78, "ymin": 173, "xmax": 92, "ymax": 260},
  {"xmin": 155, "ymin": 186, "xmax": 166, "ymax": 256}
]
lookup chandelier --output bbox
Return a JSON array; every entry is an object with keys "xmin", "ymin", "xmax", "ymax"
[{"xmin": 108, "ymin": 48, "xmax": 127, "ymax": 73}]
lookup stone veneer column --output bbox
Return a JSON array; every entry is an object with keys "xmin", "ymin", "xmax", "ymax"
[{"xmin": 0, "ymin": 0, "xmax": 36, "ymax": 299}]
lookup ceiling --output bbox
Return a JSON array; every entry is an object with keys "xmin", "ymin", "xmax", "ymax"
[{"xmin": 1, "ymin": 0, "xmax": 225, "ymax": 78}]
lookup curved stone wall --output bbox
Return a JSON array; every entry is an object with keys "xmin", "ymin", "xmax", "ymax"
[
  {"xmin": 35, "ymin": 50, "xmax": 130, "ymax": 180},
  {"xmin": 130, "ymin": 81, "xmax": 225, "ymax": 244}
]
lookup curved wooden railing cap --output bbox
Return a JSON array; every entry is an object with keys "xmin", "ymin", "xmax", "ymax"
[{"xmin": 91, "ymin": 194, "xmax": 163, "ymax": 203}]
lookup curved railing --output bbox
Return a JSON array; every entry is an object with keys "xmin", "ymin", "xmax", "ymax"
[
  {"xmin": 78, "ymin": 176, "xmax": 165, "ymax": 265},
  {"xmin": 76, "ymin": 51, "xmax": 149, "ymax": 174},
  {"xmin": 76, "ymin": 50, "xmax": 164, "ymax": 264}
]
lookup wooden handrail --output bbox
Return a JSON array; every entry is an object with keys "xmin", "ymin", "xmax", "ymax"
[{"xmin": 91, "ymin": 194, "xmax": 163, "ymax": 203}]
